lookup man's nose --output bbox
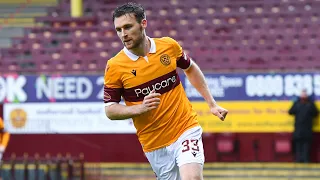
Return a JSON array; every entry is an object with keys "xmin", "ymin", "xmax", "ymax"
[{"xmin": 121, "ymin": 30, "xmax": 127, "ymax": 38}]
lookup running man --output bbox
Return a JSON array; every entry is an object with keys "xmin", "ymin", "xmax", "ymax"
[{"xmin": 104, "ymin": 2, "xmax": 228, "ymax": 180}]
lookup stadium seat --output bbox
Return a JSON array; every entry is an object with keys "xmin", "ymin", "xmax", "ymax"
[
  {"xmin": 35, "ymin": 16, "xmax": 98, "ymax": 28},
  {"xmin": 273, "ymin": 133, "xmax": 293, "ymax": 162},
  {"xmin": 215, "ymin": 133, "xmax": 239, "ymax": 162}
]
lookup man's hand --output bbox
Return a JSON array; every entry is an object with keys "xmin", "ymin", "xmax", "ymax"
[
  {"xmin": 210, "ymin": 105, "xmax": 228, "ymax": 121},
  {"xmin": 138, "ymin": 90, "xmax": 161, "ymax": 114}
]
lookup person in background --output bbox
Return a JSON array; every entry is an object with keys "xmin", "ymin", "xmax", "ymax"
[
  {"xmin": 0, "ymin": 117, "xmax": 9, "ymax": 161},
  {"xmin": 0, "ymin": 116, "xmax": 10, "ymax": 180},
  {"xmin": 289, "ymin": 89, "xmax": 319, "ymax": 163}
]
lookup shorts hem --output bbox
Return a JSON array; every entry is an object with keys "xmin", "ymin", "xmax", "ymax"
[{"xmin": 177, "ymin": 160, "xmax": 204, "ymax": 167}]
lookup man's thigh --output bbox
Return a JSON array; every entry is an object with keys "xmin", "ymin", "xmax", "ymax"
[
  {"xmin": 145, "ymin": 148, "xmax": 181, "ymax": 180},
  {"xmin": 175, "ymin": 127, "xmax": 205, "ymax": 167},
  {"xmin": 174, "ymin": 127, "xmax": 205, "ymax": 180},
  {"xmin": 179, "ymin": 163, "xmax": 203, "ymax": 180}
]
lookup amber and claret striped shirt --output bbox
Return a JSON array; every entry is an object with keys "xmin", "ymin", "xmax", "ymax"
[
  {"xmin": 0, "ymin": 117, "xmax": 10, "ymax": 149},
  {"xmin": 104, "ymin": 37, "xmax": 199, "ymax": 152}
]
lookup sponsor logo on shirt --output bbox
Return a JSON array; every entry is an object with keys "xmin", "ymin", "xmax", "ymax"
[{"xmin": 134, "ymin": 75, "xmax": 176, "ymax": 97}]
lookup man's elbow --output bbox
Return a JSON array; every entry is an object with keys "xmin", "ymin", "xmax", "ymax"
[
  {"xmin": 105, "ymin": 113, "xmax": 116, "ymax": 120},
  {"xmin": 105, "ymin": 106, "xmax": 117, "ymax": 120}
]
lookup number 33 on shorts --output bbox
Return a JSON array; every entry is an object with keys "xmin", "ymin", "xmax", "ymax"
[
  {"xmin": 177, "ymin": 136, "xmax": 204, "ymax": 166},
  {"xmin": 181, "ymin": 139, "xmax": 201, "ymax": 157}
]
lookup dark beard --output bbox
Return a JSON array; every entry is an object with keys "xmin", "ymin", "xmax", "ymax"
[
  {"xmin": 130, "ymin": 36, "xmax": 144, "ymax": 49},
  {"xmin": 125, "ymin": 26, "xmax": 144, "ymax": 50}
]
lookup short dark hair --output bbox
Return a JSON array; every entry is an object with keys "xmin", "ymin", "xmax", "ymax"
[{"xmin": 112, "ymin": 2, "xmax": 146, "ymax": 23}]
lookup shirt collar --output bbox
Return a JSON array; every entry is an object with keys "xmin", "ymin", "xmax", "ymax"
[{"xmin": 123, "ymin": 36, "xmax": 156, "ymax": 61}]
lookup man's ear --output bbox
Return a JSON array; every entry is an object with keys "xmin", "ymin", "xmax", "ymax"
[{"xmin": 141, "ymin": 19, "xmax": 147, "ymax": 28}]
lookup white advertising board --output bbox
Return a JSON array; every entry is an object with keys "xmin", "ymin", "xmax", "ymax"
[{"xmin": 3, "ymin": 102, "xmax": 136, "ymax": 134}]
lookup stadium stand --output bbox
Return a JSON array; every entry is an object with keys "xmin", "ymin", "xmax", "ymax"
[
  {"xmin": 0, "ymin": 0, "xmax": 57, "ymax": 48},
  {"xmin": 1, "ymin": 0, "xmax": 320, "ymax": 74}
]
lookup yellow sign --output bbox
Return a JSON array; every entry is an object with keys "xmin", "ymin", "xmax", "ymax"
[{"xmin": 192, "ymin": 101, "xmax": 320, "ymax": 133}]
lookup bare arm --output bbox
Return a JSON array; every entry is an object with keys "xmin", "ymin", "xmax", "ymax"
[
  {"xmin": 184, "ymin": 61, "xmax": 228, "ymax": 120},
  {"xmin": 105, "ymin": 90, "xmax": 161, "ymax": 120},
  {"xmin": 184, "ymin": 62, "xmax": 217, "ymax": 108},
  {"xmin": 105, "ymin": 103, "xmax": 143, "ymax": 120}
]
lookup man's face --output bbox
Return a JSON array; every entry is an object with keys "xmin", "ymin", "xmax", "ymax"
[
  {"xmin": 114, "ymin": 13, "xmax": 146, "ymax": 50},
  {"xmin": 300, "ymin": 90, "xmax": 308, "ymax": 99}
]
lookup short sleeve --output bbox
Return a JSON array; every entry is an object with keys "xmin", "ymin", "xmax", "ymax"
[
  {"xmin": 103, "ymin": 61, "xmax": 123, "ymax": 105},
  {"xmin": 166, "ymin": 37, "xmax": 192, "ymax": 70}
]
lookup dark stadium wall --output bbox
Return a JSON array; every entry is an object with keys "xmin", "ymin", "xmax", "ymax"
[
  {"xmin": 4, "ymin": 134, "xmax": 148, "ymax": 162},
  {"xmin": 4, "ymin": 133, "xmax": 320, "ymax": 162}
]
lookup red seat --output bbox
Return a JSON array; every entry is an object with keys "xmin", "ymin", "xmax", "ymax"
[
  {"xmin": 215, "ymin": 133, "xmax": 239, "ymax": 162},
  {"xmin": 273, "ymin": 133, "xmax": 293, "ymax": 162},
  {"xmin": 276, "ymin": 140, "xmax": 291, "ymax": 153},
  {"xmin": 217, "ymin": 140, "xmax": 234, "ymax": 153}
]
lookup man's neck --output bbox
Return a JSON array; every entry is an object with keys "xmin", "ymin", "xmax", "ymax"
[{"xmin": 129, "ymin": 36, "xmax": 150, "ymax": 57}]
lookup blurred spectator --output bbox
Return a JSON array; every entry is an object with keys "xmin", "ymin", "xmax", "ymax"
[
  {"xmin": 289, "ymin": 89, "xmax": 319, "ymax": 163},
  {"xmin": 0, "ymin": 116, "xmax": 10, "ymax": 180},
  {"xmin": 0, "ymin": 117, "xmax": 10, "ymax": 161}
]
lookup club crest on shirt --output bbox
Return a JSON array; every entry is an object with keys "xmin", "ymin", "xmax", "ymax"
[{"xmin": 160, "ymin": 54, "xmax": 171, "ymax": 66}]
